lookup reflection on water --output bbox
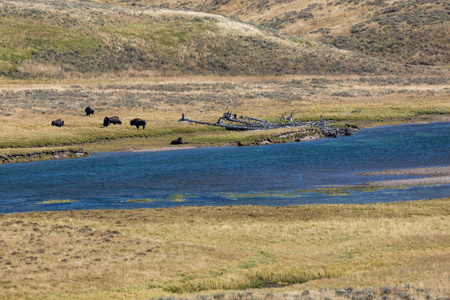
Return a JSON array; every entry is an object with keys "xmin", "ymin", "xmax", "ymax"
[{"xmin": 1, "ymin": 122, "xmax": 449, "ymax": 213}]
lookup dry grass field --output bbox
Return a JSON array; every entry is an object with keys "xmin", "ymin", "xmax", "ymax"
[
  {"xmin": 0, "ymin": 199, "xmax": 449, "ymax": 299},
  {"xmin": 1, "ymin": 74, "xmax": 449, "ymax": 162}
]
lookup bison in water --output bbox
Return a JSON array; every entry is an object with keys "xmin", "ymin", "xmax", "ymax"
[
  {"xmin": 51, "ymin": 119, "xmax": 64, "ymax": 127},
  {"xmin": 85, "ymin": 106, "xmax": 95, "ymax": 116},
  {"xmin": 130, "ymin": 118, "xmax": 146, "ymax": 129},
  {"xmin": 170, "ymin": 137, "xmax": 183, "ymax": 145},
  {"xmin": 103, "ymin": 116, "xmax": 122, "ymax": 127}
]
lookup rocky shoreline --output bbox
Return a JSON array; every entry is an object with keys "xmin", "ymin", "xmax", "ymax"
[{"xmin": 0, "ymin": 149, "xmax": 89, "ymax": 164}]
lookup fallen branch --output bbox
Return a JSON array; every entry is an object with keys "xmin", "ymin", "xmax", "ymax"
[{"xmin": 179, "ymin": 112, "xmax": 358, "ymax": 137}]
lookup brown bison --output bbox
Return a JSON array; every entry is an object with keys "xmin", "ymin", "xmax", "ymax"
[
  {"xmin": 170, "ymin": 137, "xmax": 183, "ymax": 145},
  {"xmin": 85, "ymin": 106, "xmax": 95, "ymax": 116},
  {"xmin": 51, "ymin": 119, "xmax": 64, "ymax": 127},
  {"xmin": 130, "ymin": 118, "xmax": 146, "ymax": 129},
  {"xmin": 103, "ymin": 116, "xmax": 122, "ymax": 127}
]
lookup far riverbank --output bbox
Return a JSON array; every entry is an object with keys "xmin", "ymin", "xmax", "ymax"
[{"xmin": 1, "ymin": 115, "xmax": 449, "ymax": 164}]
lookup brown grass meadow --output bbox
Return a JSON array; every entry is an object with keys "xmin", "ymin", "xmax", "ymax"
[
  {"xmin": 0, "ymin": 198, "xmax": 449, "ymax": 299},
  {"xmin": 1, "ymin": 74, "xmax": 449, "ymax": 161},
  {"xmin": 100, "ymin": 0, "xmax": 448, "ymax": 67}
]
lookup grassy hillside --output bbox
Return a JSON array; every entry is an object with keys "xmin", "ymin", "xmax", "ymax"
[
  {"xmin": 107, "ymin": 0, "xmax": 449, "ymax": 67},
  {"xmin": 0, "ymin": 0, "xmax": 439, "ymax": 79}
]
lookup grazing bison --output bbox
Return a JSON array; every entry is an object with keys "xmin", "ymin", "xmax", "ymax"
[
  {"xmin": 130, "ymin": 118, "xmax": 146, "ymax": 129},
  {"xmin": 51, "ymin": 119, "xmax": 64, "ymax": 127},
  {"xmin": 85, "ymin": 106, "xmax": 95, "ymax": 116},
  {"xmin": 170, "ymin": 137, "xmax": 183, "ymax": 145},
  {"xmin": 103, "ymin": 116, "xmax": 122, "ymax": 127}
]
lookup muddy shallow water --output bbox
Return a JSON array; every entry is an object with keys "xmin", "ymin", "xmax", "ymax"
[{"xmin": 1, "ymin": 122, "xmax": 449, "ymax": 213}]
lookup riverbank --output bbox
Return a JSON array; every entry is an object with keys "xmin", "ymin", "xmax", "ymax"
[
  {"xmin": 0, "ymin": 199, "xmax": 448, "ymax": 300},
  {"xmin": 2, "ymin": 117, "xmax": 449, "ymax": 164},
  {"xmin": 0, "ymin": 149, "xmax": 89, "ymax": 164},
  {"xmin": 1, "ymin": 74, "xmax": 448, "ymax": 163}
]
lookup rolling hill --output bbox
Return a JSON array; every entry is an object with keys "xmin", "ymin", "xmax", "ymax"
[
  {"xmin": 0, "ymin": 0, "xmax": 442, "ymax": 79},
  {"xmin": 96, "ymin": 0, "xmax": 449, "ymax": 67}
]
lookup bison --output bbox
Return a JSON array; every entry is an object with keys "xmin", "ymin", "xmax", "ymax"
[
  {"xmin": 51, "ymin": 119, "xmax": 64, "ymax": 127},
  {"xmin": 85, "ymin": 106, "xmax": 95, "ymax": 116},
  {"xmin": 130, "ymin": 118, "xmax": 146, "ymax": 129},
  {"xmin": 170, "ymin": 137, "xmax": 183, "ymax": 145},
  {"xmin": 103, "ymin": 116, "xmax": 122, "ymax": 127}
]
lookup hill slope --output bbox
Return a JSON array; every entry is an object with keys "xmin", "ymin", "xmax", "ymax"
[
  {"xmin": 0, "ymin": 0, "xmax": 435, "ymax": 79},
  {"xmin": 103, "ymin": 0, "xmax": 449, "ymax": 67}
]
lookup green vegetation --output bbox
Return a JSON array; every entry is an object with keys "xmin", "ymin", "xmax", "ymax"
[
  {"xmin": 0, "ymin": 13, "xmax": 102, "ymax": 75},
  {"xmin": 292, "ymin": 37, "xmax": 317, "ymax": 47},
  {"xmin": 0, "ymin": 125, "xmax": 217, "ymax": 149},
  {"xmin": 127, "ymin": 198, "xmax": 159, "ymax": 203},
  {"xmin": 216, "ymin": 185, "xmax": 411, "ymax": 200},
  {"xmin": 127, "ymin": 194, "xmax": 194, "ymax": 203}
]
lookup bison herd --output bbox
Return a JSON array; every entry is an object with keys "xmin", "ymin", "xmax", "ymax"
[
  {"xmin": 51, "ymin": 107, "xmax": 147, "ymax": 130},
  {"xmin": 50, "ymin": 107, "xmax": 185, "ymax": 145}
]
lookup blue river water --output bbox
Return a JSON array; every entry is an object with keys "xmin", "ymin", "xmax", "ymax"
[{"xmin": 1, "ymin": 122, "xmax": 449, "ymax": 213}]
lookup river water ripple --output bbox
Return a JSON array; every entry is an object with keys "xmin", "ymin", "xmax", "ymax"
[{"xmin": 1, "ymin": 122, "xmax": 449, "ymax": 213}]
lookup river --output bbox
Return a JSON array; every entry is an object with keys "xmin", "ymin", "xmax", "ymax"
[{"xmin": 1, "ymin": 122, "xmax": 449, "ymax": 213}]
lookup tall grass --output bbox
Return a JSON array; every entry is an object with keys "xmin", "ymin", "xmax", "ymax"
[{"xmin": 0, "ymin": 199, "xmax": 448, "ymax": 299}]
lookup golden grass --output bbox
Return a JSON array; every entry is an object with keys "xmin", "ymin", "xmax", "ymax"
[
  {"xmin": 0, "ymin": 74, "xmax": 448, "ymax": 158},
  {"xmin": 0, "ymin": 199, "xmax": 448, "ymax": 299},
  {"xmin": 95, "ymin": 0, "xmax": 380, "ymax": 38}
]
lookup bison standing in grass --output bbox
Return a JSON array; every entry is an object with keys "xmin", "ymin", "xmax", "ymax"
[
  {"xmin": 103, "ymin": 116, "xmax": 122, "ymax": 127},
  {"xmin": 85, "ymin": 106, "xmax": 95, "ymax": 116},
  {"xmin": 130, "ymin": 118, "xmax": 146, "ymax": 129},
  {"xmin": 51, "ymin": 119, "xmax": 64, "ymax": 127}
]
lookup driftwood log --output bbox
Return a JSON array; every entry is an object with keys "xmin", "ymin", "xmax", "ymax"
[{"xmin": 179, "ymin": 112, "xmax": 357, "ymax": 137}]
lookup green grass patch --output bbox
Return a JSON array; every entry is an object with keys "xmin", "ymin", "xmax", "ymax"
[
  {"xmin": 0, "ymin": 16, "xmax": 102, "ymax": 73},
  {"xmin": 126, "ymin": 194, "xmax": 196, "ymax": 203},
  {"xmin": 216, "ymin": 186, "xmax": 411, "ymax": 200},
  {"xmin": 102, "ymin": 17, "xmax": 219, "ymax": 58},
  {"xmin": 0, "ymin": 126, "xmax": 221, "ymax": 149},
  {"xmin": 216, "ymin": 191, "xmax": 306, "ymax": 200},
  {"xmin": 293, "ymin": 37, "xmax": 318, "ymax": 47},
  {"xmin": 126, "ymin": 199, "xmax": 160, "ymax": 203}
]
